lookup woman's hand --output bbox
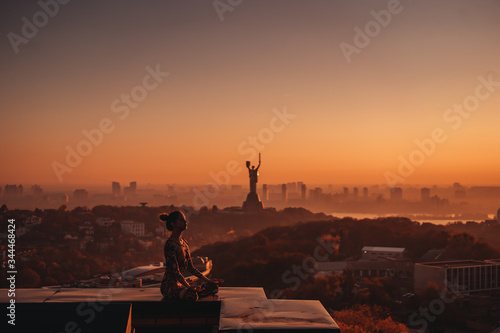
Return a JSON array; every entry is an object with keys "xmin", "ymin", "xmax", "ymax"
[
  {"xmin": 188, "ymin": 285, "xmax": 203, "ymax": 292},
  {"xmin": 208, "ymin": 278, "xmax": 223, "ymax": 285}
]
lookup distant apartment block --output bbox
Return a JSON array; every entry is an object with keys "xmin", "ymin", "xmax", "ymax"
[
  {"xmin": 24, "ymin": 215, "xmax": 42, "ymax": 226},
  {"xmin": 390, "ymin": 187, "xmax": 403, "ymax": 201},
  {"xmin": 130, "ymin": 181, "xmax": 137, "ymax": 191},
  {"xmin": 421, "ymin": 187, "xmax": 430, "ymax": 202},
  {"xmin": 112, "ymin": 181, "xmax": 121, "ymax": 196},
  {"xmin": 287, "ymin": 182, "xmax": 297, "ymax": 192},
  {"xmin": 310, "ymin": 187, "xmax": 322, "ymax": 203},
  {"xmin": 73, "ymin": 189, "xmax": 89, "ymax": 202},
  {"xmin": 262, "ymin": 184, "xmax": 269, "ymax": 201},
  {"xmin": 17, "ymin": 216, "xmax": 43, "ymax": 237},
  {"xmin": 47, "ymin": 193, "xmax": 69, "ymax": 204},
  {"xmin": 31, "ymin": 184, "xmax": 43, "ymax": 196},
  {"xmin": 282, "ymin": 184, "xmax": 288, "ymax": 202},
  {"xmin": 124, "ymin": 181, "xmax": 137, "ymax": 197},
  {"xmin": 78, "ymin": 221, "xmax": 94, "ymax": 236},
  {"xmin": 120, "ymin": 220, "xmax": 145, "ymax": 237},
  {"xmin": 469, "ymin": 186, "xmax": 500, "ymax": 197},
  {"xmin": 4, "ymin": 184, "xmax": 23, "ymax": 197},
  {"xmin": 96, "ymin": 217, "xmax": 115, "ymax": 227},
  {"xmin": 301, "ymin": 184, "xmax": 307, "ymax": 200},
  {"xmin": 414, "ymin": 260, "xmax": 500, "ymax": 294}
]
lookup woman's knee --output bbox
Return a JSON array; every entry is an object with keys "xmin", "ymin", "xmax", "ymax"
[{"xmin": 179, "ymin": 288, "xmax": 198, "ymax": 301}]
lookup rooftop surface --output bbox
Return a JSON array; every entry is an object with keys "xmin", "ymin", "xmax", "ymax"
[{"xmin": 1, "ymin": 287, "xmax": 340, "ymax": 332}]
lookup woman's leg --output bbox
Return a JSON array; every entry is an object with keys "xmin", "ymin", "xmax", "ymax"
[
  {"xmin": 161, "ymin": 281, "xmax": 198, "ymax": 301},
  {"xmin": 178, "ymin": 288, "xmax": 198, "ymax": 301}
]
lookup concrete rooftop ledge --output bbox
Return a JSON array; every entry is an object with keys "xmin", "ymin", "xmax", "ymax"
[
  {"xmin": 220, "ymin": 298, "xmax": 339, "ymax": 332},
  {"xmin": 1, "ymin": 287, "xmax": 340, "ymax": 332}
]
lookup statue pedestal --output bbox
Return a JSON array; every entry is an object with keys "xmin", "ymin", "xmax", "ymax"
[{"xmin": 242, "ymin": 192, "xmax": 263, "ymax": 211}]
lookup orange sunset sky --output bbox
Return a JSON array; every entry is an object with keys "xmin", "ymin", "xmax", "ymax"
[{"xmin": 1, "ymin": 0, "xmax": 500, "ymax": 187}]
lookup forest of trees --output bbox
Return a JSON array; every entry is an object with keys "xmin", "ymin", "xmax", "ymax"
[{"xmin": 193, "ymin": 217, "xmax": 499, "ymax": 291}]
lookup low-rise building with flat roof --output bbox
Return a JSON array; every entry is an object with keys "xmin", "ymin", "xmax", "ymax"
[
  {"xmin": 414, "ymin": 260, "xmax": 500, "ymax": 294},
  {"xmin": 361, "ymin": 246, "xmax": 406, "ymax": 261}
]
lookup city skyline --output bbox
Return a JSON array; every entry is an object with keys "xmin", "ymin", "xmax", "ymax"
[
  {"xmin": 2, "ymin": 180, "xmax": 500, "ymax": 221},
  {"xmin": 2, "ymin": 1, "xmax": 500, "ymax": 186}
]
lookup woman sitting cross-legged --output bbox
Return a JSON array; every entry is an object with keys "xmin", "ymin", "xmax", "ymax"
[{"xmin": 159, "ymin": 210, "xmax": 222, "ymax": 301}]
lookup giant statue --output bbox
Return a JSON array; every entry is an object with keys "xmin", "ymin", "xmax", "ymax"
[
  {"xmin": 242, "ymin": 153, "xmax": 263, "ymax": 211},
  {"xmin": 246, "ymin": 153, "xmax": 261, "ymax": 194}
]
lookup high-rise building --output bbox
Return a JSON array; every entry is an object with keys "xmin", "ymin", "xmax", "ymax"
[
  {"xmin": 4, "ymin": 185, "xmax": 22, "ymax": 197},
  {"xmin": 363, "ymin": 187, "xmax": 368, "ymax": 198},
  {"xmin": 312, "ymin": 187, "xmax": 322, "ymax": 203},
  {"xmin": 281, "ymin": 184, "xmax": 288, "ymax": 202},
  {"xmin": 390, "ymin": 187, "xmax": 403, "ymax": 201},
  {"xmin": 497, "ymin": 207, "xmax": 500, "ymax": 224},
  {"xmin": 262, "ymin": 184, "xmax": 268, "ymax": 201},
  {"xmin": 124, "ymin": 181, "xmax": 138, "ymax": 198},
  {"xmin": 73, "ymin": 189, "xmax": 89, "ymax": 202},
  {"xmin": 47, "ymin": 193, "xmax": 69, "ymax": 204},
  {"xmin": 31, "ymin": 185, "xmax": 43, "ymax": 196},
  {"xmin": 112, "ymin": 182, "xmax": 121, "ymax": 196},
  {"xmin": 421, "ymin": 187, "xmax": 430, "ymax": 202},
  {"xmin": 343, "ymin": 187, "xmax": 348, "ymax": 197},
  {"xmin": 353, "ymin": 187, "xmax": 359, "ymax": 198},
  {"xmin": 301, "ymin": 184, "xmax": 307, "ymax": 200},
  {"xmin": 287, "ymin": 182, "xmax": 297, "ymax": 193}
]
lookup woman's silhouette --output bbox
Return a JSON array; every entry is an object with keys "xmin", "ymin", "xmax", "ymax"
[{"xmin": 159, "ymin": 211, "xmax": 221, "ymax": 300}]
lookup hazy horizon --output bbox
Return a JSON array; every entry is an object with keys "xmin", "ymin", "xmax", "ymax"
[{"xmin": 4, "ymin": 181, "xmax": 500, "ymax": 191}]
